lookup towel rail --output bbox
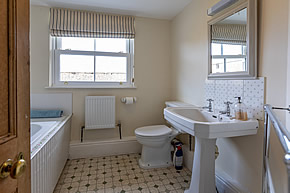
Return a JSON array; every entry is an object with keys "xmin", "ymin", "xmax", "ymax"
[
  {"xmin": 263, "ymin": 104, "xmax": 290, "ymax": 193},
  {"xmin": 272, "ymin": 105, "xmax": 290, "ymax": 112}
]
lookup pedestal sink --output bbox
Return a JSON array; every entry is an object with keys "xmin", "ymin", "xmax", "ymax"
[{"xmin": 164, "ymin": 107, "xmax": 259, "ymax": 193}]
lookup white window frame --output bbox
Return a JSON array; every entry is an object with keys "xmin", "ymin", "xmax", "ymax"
[
  {"xmin": 49, "ymin": 37, "xmax": 135, "ymax": 88},
  {"xmin": 211, "ymin": 43, "xmax": 247, "ymax": 73}
]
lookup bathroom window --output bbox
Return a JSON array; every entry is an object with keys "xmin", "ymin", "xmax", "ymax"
[
  {"xmin": 51, "ymin": 37, "xmax": 134, "ymax": 88},
  {"xmin": 211, "ymin": 43, "xmax": 247, "ymax": 73}
]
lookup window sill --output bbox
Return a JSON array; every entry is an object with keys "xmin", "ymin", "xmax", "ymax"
[{"xmin": 45, "ymin": 85, "xmax": 137, "ymax": 89}]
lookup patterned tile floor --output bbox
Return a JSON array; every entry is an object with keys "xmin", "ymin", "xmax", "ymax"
[{"xmin": 54, "ymin": 153, "xmax": 191, "ymax": 193}]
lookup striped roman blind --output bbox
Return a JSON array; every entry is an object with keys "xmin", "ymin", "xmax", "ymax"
[
  {"xmin": 211, "ymin": 24, "xmax": 247, "ymax": 45},
  {"xmin": 49, "ymin": 8, "xmax": 135, "ymax": 38}
]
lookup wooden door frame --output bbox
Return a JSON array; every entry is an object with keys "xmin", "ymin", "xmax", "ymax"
[{"xmin": 16, "ymin": 0, "xmax": 31, "ymax": 192}]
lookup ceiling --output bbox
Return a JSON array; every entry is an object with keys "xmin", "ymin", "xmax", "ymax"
[{"xmin": 30, "ymin": 0, "xmax": 193, "ymax": 20}]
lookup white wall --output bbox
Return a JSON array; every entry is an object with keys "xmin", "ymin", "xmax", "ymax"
[
  {"xmin": 30, "ymin": 5, "xmax": 172, "ymax": 142},
  {"xmin": 171, "ymin": 0, "xmax": 288, "ymax": 192},
  {"xmin": 258, "ymin": 0, "xmax": 289, "ymax": 192},
  {"xmin": 171, "ymin": 0, "xmax": 208, "ymax": 104}
]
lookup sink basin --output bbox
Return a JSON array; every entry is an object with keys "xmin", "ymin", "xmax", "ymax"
[
  {"xmin": 163, "ymin": 107, "xmax": 259, "ymax": 193},
  {"xmin": 164, "ymin": 107, "xmax": 258, "ymax": 138}
]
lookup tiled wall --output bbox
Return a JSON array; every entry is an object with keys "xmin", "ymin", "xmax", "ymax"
[{"xmin": 204, "ymin": 77, "xmax": 265, "ymax": 120}]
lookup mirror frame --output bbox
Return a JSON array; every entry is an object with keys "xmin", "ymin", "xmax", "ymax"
[{"xmin": 207, "ymin": 0, "xmax": 257, "ymax": 80}]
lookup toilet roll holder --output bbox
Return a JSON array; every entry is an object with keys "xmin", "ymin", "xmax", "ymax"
[{"xmin": 120, "ymin": 97, "xmax": 137, "ymax": 104}]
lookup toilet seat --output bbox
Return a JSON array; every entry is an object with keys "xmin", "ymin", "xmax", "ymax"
[{"xmin": 135, "ymin": 125, "xmax": 171, "ymax": 137}]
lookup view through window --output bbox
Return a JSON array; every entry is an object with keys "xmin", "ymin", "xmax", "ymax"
[
  {"xmin": 211, "ymin": 43, "xmax": 246, "ymax": 73},
  {"xmin": 53, "ymin": 37, "xmax": 134, "ymax": 87}
]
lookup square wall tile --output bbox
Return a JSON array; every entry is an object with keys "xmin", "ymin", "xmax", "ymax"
[
  {"xmin": 227, "ymin": 80, "xmax": 244, "ymax": 102},
  {"xmin": 244, "ymin": 77, "xmax": 265, "ymax": 98},
  {"xmin": 244, "ymin": 97, "xmax": 264, "ymax": 119},
  {"xmin": 214, "ymin": 80, "xmax": 228, "ymax": 110},
  {"xmin": 205, "ymin": 80, "xmax": 215, "ymax": 104}
]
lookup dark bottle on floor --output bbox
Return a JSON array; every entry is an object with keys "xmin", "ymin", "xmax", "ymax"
[{"xmin": 173, "ymin": 143, "xmax": 183, "ymax": 170}]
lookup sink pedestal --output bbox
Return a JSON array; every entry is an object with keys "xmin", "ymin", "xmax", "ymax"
[{"xmin": 185, "ymin": 137, "xmax": 217, "ymax": 193}]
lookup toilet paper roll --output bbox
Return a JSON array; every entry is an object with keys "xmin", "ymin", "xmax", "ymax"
[{"xmin": 125, "ymin": 97, "xmax": 134, "ymax": 104}]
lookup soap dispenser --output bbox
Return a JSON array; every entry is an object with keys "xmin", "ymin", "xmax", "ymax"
[{"xmin": 234, "ymin": 97, "xmax": 248, "ymax": 121}]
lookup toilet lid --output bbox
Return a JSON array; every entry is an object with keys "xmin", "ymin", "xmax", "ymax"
[{"xmin": 135, "ymin": 125, "xmax": 171, "ymax": 137}]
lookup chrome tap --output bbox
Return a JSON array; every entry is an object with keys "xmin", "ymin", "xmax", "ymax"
[
  {"xmin": 219, "ymin": 101, "xmax": 232, "ymax": 117},
  {"xmin": 203, "ymin": 99, "xmax": 214, "ymax": 112}
]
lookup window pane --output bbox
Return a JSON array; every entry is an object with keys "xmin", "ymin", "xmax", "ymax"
[
  {"xmin": 60, "ymin": 55, "xmax": 94, "ymax": 81},
  {"xmin": 225, "ymin": 58, "xmax": 246, "ymax": 72},
  {"xmin": 95, "ymin": 38, "xmax": 127, "ymax": 53},
  {"xmin": 212, "ymin": 59, "xmax": 225, "ymax": 73},
  {"xmin": 60, "ymin": 37, "xmax": 94, "ymax": 51},
  {"xmin": 95, "ymin": 56, "xmax": 127, "ymax": 82},
  {"xmin": 223, "ymin": 44, "xmax": 243, "ymax": 55},
  {"xmin": 243, "ymin": 45, "xmax": 247, "ymax": 55},
  {"xmin": 212, "ymin": 43, "xmax": 221, "ymax": 55}
]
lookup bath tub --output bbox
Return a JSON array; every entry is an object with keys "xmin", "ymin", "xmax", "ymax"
[
  {"xmin": 31, "ymin": 121, "xmax": 58, "ymax": 145},
  {"xmin": 31, "ymin": 115, "xmax": 72, "ymax": 193}
]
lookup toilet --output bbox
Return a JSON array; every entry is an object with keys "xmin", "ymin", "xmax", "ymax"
[{"xmin": 135, "ymin": 101, "xmax": 193, "ymax": 169}]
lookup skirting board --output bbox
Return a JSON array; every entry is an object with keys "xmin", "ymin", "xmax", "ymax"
[
  {"xmin": 69, "ymin": 136, "xmax": 142, "ymax": 159},
  {"xmin": 182, "ymin": 145, "xmax": 246, "ymax": 193}
]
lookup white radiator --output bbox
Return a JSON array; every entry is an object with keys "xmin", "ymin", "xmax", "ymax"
[{"xmin": 85, "ymin": 96, "xmax": 115, "ymax": 130}]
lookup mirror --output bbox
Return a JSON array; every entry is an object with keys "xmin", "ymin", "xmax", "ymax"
[
  {"xmin": 211, "ymin": 9, "xmax": 247, "ymax": 74},
  {"xmin": 208, "ymin": 0, "xmax": 257, "ymax": 79}
]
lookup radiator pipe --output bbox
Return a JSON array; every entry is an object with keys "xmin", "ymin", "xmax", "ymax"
[
  {"xmin": 81, "ymin": 126, "xmax": 85, "ymax": 142},
  {"xmin": 189, "ymin": 135, "xmax": 192, "ymax": 151},
  {"xmin": 117, "ymin": 120, "xmax": 122, "ymax": 140}
]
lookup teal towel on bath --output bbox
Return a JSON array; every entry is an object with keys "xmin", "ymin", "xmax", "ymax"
[{"xmin": 30, "ymin": 110, "xmax": 63, "ymax": 118}]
